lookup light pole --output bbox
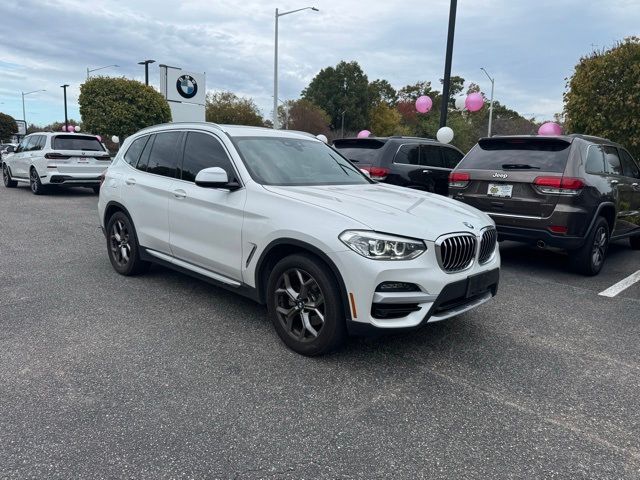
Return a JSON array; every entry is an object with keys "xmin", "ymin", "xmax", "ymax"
[
  {"xmin": 439, "ymin": 0, "xmax": 457, "ymax": 128},
  {"xmin": 273, "ymin": 6, "xmax": 318, "ymax": 129},
  {"xmin": 86, "ymin": 64, "xmax": 119, "ymax": 79},
  {"xmin": 138, "ymin": 59, "xmax": 156, "ymax": 85},
  {"xmin": 21, "ymin": 89, "xmax": 46, "ymax": 127},
  {"xmin": 480, "ymin": 67, "xmax": 495, "ymax": 137},
  {"xmin": 60, "ymin": 84, "xmax": 69, "ymax": 130},
  {"xmin": 341, "ymin": 110, "xmax": 346, "ymax": 138}
]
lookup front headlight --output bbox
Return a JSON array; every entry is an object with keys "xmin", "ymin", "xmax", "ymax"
[{"xmin": 339, "ymin": 230, "xmax": 426, "ymax": 260}]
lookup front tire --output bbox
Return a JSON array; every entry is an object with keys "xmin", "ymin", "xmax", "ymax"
[
  {"xmin": 106, "ymin": 211, "xmax": 150, "ymax": 276},
  {"xmin": 569, "ymin": 217, "xmax": 609, "ymax": 276},
  {"xmin": 2, "ymin": 164, "xmax": 17, "ymax": 188},
  {"xmin": 267, "ymin": 253, "xmax": 346, "ymax": 356},
  {"xmin": 30, "ymin": 167, "xmax": 46, "ymax": 195}
]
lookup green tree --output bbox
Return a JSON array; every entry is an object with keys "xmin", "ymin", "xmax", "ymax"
[
  {"xmin": 0, "ymin": 112, "xmax": 18, "ymax": 142},
  {"xmin": 368, "ymin": 79, "xmax": 398, "ymax": 108},
  {"xmin": 564, "ymin": 37, "xmax": 640, "ymax": 157},
  {"xmin": 370, "ymin": 103, "xmax": 407, "ymax": 136},
  {"xmin": 205, "ymin": 91, "xmax": 264, "ymax": 126},
  {"xmin": 278, "ymin": 99, "xmax": 330, "ymax": 134},
  {"xmin": 302, "ymin": 60, "xmax": 369, "ymax": 132},
  {"xmin": 79, "ymin": 77, "xmax": 171, "ymax": 140},
  {"xmin": 397, "ymin": 81, "xmax": 435, "ymax": 102}
]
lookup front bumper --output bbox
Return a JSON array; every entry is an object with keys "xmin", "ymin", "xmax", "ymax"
[{"xmin": 333, "ymin": 241, "xmax": 500, "ymax": 331}]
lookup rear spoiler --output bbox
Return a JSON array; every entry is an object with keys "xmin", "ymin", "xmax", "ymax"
[{"xmin": 478, "ymin": 137, "xmax": 572, "ymax": 150}]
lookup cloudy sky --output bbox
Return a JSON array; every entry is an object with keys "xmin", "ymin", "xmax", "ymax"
[{"xmin": 1, "ymin": 0, "xmax": 638, "ymax": 127}]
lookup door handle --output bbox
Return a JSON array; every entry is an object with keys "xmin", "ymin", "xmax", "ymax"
[
  {"xmin": 610, "ymin": 179, "xmax": 619, "ymax": 185},
  {"xmin": 125, "ymin": 178, "xmax": 136, "ymax": 186},
  {"xmin": 173, "ymin": 189, "xmax": 187, "ymax": 199},
  {"xmin": 422, "ymin": 170, "xmax": 431, "ymax": 174}
]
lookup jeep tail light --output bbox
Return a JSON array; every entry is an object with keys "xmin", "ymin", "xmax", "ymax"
[
  {"xmin": 534, "ymin": 176, "xmax": 584, "ymax": 195},
  {"xmin": 364, "ymin": 167, "xmax": 389, "ymax": 181},
  {"xmin": 449, "ymin": 172, "xmax": 470, "ymax": 188},
  {"xmin": 548, "ymin": 225, "xmax": 568, "ymax": 234}
]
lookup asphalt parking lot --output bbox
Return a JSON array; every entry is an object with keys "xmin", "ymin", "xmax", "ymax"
[{"xmin": 1, "ymin": 184, "xmax": 639, "ymax": 479}]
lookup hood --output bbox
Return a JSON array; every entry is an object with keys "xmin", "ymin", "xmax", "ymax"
[{"xmin": 263, "ymin": 183, "xmax": 493, "ymax": 241}]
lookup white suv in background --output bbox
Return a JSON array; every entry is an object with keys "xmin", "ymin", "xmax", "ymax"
[
  {"xmin": 2, "ymin": 132, "xmax": 111, "ymax": 194},
  {"xmin": 98, "ymin": 123, "xmax": 500, "ymax": 355}
]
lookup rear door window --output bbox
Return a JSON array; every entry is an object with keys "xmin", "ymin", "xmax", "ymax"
[
  {"xmin": 394, "ymin": 144, "xmax": 420, "ymax": 165},
  {"xmin": 441, "ymin": 147, "xmax": 463, "ymax": 169},
  {"xmin": 53, "ymin": 135, "xmax": 105, "ymax": 152},
  {"xmin": 460, "ymin": 138, "xmax": 572, "ymax": 173},
  {"xmin": 619, "ymin": 149, "xmax": 640, "ymax": 179},
  {"xmin": 420, "ymin": 145, "xmax": 444, "ymax": 167},
  {"xmin": 585, "ymin": 145, "xmax": 606, "ymax": 174},
  {"xmin": 145, "ymin": 131, "xmax": 181, "ymax": 178},
  {"xmin": 136, "ymin": 135, "xmax": 155, "ymax": 172},
  {"xmin": 604, "ymin": 146, "xmax": 623, "ymax": 175}
]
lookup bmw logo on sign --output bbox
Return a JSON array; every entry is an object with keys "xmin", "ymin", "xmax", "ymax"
[{"xmin": 176, "ymin": 74, "xmax": 198, "ymax": 99}]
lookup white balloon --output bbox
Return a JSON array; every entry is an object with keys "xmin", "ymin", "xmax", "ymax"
[
  {"xmin": 316, "ymin": 134, "xmax": 328, "ymax": 144},
  {"xmin": 436, "ymin": 126, "xmax": 454, "ymax": 144},
  {"xmin": 454, "ymin": 96, "xmax": 466, "ymax": 111},
  {"xmin": 74, "ymin": 125, "xmax": 81, "ymax": 132},
  {"xmin": 111, "ymin": 135, "xmax": 120, "ymax": 144}
]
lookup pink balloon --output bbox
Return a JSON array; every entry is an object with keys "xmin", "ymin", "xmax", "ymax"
[
  {"xmin": 465, "ymin": 93, "xmax": 484, "ymax": 112},
  {"xmin": 96, "ymin": 135, "xmax": 102, "ymax": 142},
  {"xmin": 538, "ymin": 122, "xmax": 563, "ymax": 136},
  {"xmin": 357, "ymin": 130, "xmax": 371, "ymax": 139},
  {"xmin": 415, "ymin": 95, "xmax": 433, "ymax": 114},
  {"xmin": 61, "ymin": 126, "xmax": 66, "ymax": 131},
  {"xmin": 67, "ymin": 125, "xmax": 75, "ymax": 132}
]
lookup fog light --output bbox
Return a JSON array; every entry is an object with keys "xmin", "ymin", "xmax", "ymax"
[{"xmin": 376, "ymin": 282, "xmax": 420, "ymax": 292}]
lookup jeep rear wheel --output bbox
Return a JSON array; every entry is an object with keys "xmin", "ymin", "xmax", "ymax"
[{"xmin": 569, "ymin": 217, "xmax": 609, "ymax": 276}]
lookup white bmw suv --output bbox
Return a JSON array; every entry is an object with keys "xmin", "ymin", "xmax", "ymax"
[
  {"xmin": 98, "ymin": 123, "xmax": 500, "ymax": 355},
  {"xmin": 2, "ymin": 132, "xmax": 111, "ymax": 194}
]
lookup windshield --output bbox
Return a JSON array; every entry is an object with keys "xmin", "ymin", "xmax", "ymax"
[
  {"xmin": 234, "ymin": 137, "xmax": 372, "ymax": 186},
  {"xmin": 460, "ymin": 138, "xmax": 571, "ymax": 173},
  {"xmin": 53, "ymin": 135, "xmax": 105, "ymax": 152},
  {"xmin": 333, "ymin": 139, "xmax": 386, "ymax": 163}
]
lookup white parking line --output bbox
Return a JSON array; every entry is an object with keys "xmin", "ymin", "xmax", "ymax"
[{"xmin": 598, "ymin": 270, "xmax": 640, "ymax": 297}]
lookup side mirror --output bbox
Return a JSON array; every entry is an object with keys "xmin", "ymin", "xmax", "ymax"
[{"xmin": 195, "ymin": 167, "xmax": 240, "ymax": 190}]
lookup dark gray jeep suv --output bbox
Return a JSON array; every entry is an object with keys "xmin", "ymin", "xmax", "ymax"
[{"xmin": 449, "ymin": 135, "xmax": 640, "ymax": 275}]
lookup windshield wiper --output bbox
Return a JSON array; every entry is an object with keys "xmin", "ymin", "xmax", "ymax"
[{"xmin": 502, "ymin": 164, "xmax": 540, "ymax": 170}]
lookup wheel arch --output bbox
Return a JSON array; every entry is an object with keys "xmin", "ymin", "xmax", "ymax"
[
  {"xmin": 254, "ymin": 238, "xmax": 351, "ymax": 320},
  {"xmin": 596, "ymin": 202, "xmax": 616, "ymax": 234}
]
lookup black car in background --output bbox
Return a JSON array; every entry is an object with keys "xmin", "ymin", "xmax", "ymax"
[
  {"xmin": 333, "ymin": 137, "xmax": 464, "ymax": 196},
  {"xmin": 449, "ymin": 135, "xmax": 640, "ymax": 275}
]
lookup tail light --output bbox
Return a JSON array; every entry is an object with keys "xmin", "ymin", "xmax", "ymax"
[
  {"xmin": 449, "ymin": 171, "xmax": 470, "ymax": 188},
  {"xmin": 93, "ymin": 154, "xmax": 111, "ymax": 161},
  {"xmin": 534, "ymin": 176, "xmax": 584, "ymax": 195},
  {"xmin": 548, "ymin": 225, "xmax": 568, "ymax": 234},
  {"xmin": 44, "ymin": 152, "xmax": 71, "ymax": 160},
  {"xmin": 363, "ymin": 167, "xmax": 389, "ymax": 181}
]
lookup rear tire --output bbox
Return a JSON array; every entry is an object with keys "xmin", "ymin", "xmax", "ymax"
[
  {"xmin": 569, "ymin": 217, "xmax": 609, "ymax": 276},
  {"xmin": 2, "ymin": 164, "xmax": 17, "ymax": 188},
  {"xmin": 267, "ymin": 253, "xmax": 347, "ymax": 356},
  {"xmin": 630, "ymin": 234, "xmax": 640, "ymax": 250},
  {"xmin": 106, "ymin": 211, "xmax": 150, "ymax": 276},
  {"xmin": 29, "ymin": 167, "xmax": 46, "ymax": 195}
]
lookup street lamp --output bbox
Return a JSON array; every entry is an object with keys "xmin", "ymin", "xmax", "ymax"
[
  {"xmin": 60, "ymin": 84, "xmax": 69, "ymax": 130},
  {"xmin": 273, "ymin": 6, "xmax": 318, "ymax": 129},
  {"xmin": 138, "ymin": 59, "xmax": 156, "ymax": 85},
  {"xmin": 480, "ymin": 67, "xmax": 495, "ymax": 137},
  {"xmin": 21, "ymin": 89, "xmax": 46, "ymax": 127},
  {"xmin": 341, "ymin": 110, "xmax": 346, "ymax": 138},
  {"xmin": 86, "ymin": 64, "xmax": 119, "ymax": 79}
]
